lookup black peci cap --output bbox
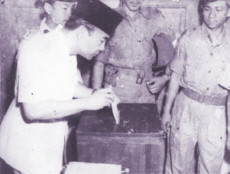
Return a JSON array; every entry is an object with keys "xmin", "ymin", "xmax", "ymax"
[{"xmin": 72, "ymin": 0, "xmax": 123, "ymax": 36}]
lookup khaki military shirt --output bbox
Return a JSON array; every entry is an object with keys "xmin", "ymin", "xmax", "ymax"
[
  {"xmin": 170, "ymin": 23, "xmax": 230, "ymax": 97},
  {"xmin": 96, "ymin": 6, "xmax": 173, "ymax": 80}
]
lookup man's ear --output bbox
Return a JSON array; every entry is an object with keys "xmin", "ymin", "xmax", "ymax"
[
  {"xmin": 76, "ymin": 25, "xmax": 89, "ymax": 39},
  {"xmin": 44, "ymin": 2, "xmax": 53, "ymax": 15}
]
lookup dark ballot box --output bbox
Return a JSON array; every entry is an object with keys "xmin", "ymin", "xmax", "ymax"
[{"xmin": 76, "ymin": 104, "xmax": 166, "ymax": 174}]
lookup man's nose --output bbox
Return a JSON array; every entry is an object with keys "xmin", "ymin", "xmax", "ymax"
[
  {"xmin": 99, "ymin": 43, "xmax": 105, "ymax": 51},
  {"xmin": 209, "ymin": 9, "xmax": 216, "ymax": 18}
]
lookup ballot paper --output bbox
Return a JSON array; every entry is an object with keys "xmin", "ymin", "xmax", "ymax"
[
  {"xmin": 111, "ymin": 99, "xmax": 120, "ymax": 124},
  {"xmin": 110, "ymin": 86, "xmax": 120, "ymax": 124},
  {"xmin": 64, "ymin": 162, "xmax": 122, "ymax": 174}
]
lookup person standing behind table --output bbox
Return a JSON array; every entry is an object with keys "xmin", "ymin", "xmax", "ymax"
[
  {"xmin": 0, "ymin": 0, "xmax": 123, "ymax": 174},
  {"xmin": 92, "ymin": 0, "xmax": 174, "ymax": 104},
  {"xmin": 162, "ymin": 0, "xmax": 230, "ymax": 173}
]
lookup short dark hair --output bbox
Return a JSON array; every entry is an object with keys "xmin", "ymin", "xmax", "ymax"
[
  {"xmin": 35, "ymin": 0, "xmax": 55, "ymax": 8},
  {"xmin": 199, "ymin": 0, "xmax": 230, "ymax": 9},
  {"xmin": 34, "ymin": 0, "xmax": 56, "ymax": 20}
]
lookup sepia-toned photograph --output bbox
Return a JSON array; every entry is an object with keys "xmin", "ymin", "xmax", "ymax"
[{"xmin": 0, "ymin": 0, "xmax": 230, "ymax": 173}]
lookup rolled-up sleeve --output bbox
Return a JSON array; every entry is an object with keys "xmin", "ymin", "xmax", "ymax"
[
  {"xmin": 95, "ymin": 45, "xmax": 111, "ymax": 64},
  {"xmin": 169, "ymin": 33, "xmax": 187, "ymax": 76}
]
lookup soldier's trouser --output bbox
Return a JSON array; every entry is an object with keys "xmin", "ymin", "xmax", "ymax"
[{"xmin": 170, "ymin": 92, "xmax": 226, "ymax": 174}]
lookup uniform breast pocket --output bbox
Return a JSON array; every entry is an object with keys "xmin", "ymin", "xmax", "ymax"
[{"xmin": 108, "ymin": 34, "xmax": 126, "ymax": 47}]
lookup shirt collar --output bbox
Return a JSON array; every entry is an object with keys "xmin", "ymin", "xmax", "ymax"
[
  {"xmin": 40, "ymin": 18, "xmax": 64, "ymax": 34},
  {"xmin": 201, "ymin": 22, "xmax": 227, "ymax": 46}
]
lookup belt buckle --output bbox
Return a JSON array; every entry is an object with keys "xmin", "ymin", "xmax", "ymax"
[
  {"xmin": 136, "ymin": 76, "xmax": 143, "ymax": 84},
  {"xmin": 197, "ymin": 95, "xmax": 206, "ymax": 103}
]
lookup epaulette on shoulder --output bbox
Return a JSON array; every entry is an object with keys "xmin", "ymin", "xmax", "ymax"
[
  {"xmin": 183, "ymin": 27, "xmax": 199, "ymax": 36},
  {"xmin": 177, "ymin": 29, "xmax": 189, "ymax": 42},
  {"xmin": 22, "ymin": 27, "xmax": 40, "ymax": 41},
  {"xmin": 177, "ymin": 27, "xmax": 200, "ymax": 43}
]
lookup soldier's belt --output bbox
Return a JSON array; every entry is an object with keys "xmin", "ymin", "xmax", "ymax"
[
  {"xmin": 105, "ymin": 64, "xmax": 145, "ymax": 84},
  {"xmin": 182, "ymin": 88, "xmax": 227, "ymax": 106}
]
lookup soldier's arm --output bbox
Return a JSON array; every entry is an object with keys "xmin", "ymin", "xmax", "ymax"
[
  {"xmin": 161, "ymin": 32, "xmax": 187, "ymax": 130},
  {"xmin": 92, "ymin": 61, "xmax": 105, "ymax": 89},
  {"xmin": 92, "ymin": 45, "xmax": 111, "ymax": 89},
  {"xmin": 161, "ymin": 72, "xmax": 181, "ymax": 131}
]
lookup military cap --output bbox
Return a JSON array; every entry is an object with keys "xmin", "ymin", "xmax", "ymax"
[
  {"xmin": 72, "ymin": 0, "xmax": 123, "ymax": 36},
  {"xmin": 152, "ymin": 33, "xmax": 175, "ymax": 68}
]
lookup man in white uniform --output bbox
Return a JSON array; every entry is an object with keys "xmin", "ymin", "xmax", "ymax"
[{"xmin": 0, "ymin": 0, "xmax": 123, "ymax": 174}]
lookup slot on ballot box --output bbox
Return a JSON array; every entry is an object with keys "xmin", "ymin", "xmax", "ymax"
[{"xmin": 76, "ymin": 103, "xmax": 166, "ymax": 174}]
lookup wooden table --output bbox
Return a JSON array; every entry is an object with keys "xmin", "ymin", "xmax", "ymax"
[{"xmin": 76, "ymin": 103, "xmax": 166, "ymax": 174}]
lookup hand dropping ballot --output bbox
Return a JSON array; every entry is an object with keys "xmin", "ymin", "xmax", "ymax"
[{"xmin": 110, "ymin": 86, "xmax": 120, "ymax": 124}]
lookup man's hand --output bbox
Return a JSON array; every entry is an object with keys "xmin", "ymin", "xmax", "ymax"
[
  {"xmin": 161, "ymin": 111, "xmax": 171, "ymax": 132},
  {"xmin": 87, "ymin": 88, "xmax": 117, "ymax": 110},
  {"xmin": 146, "ymin": 74, "xmax": 169, "ymax": 94}
]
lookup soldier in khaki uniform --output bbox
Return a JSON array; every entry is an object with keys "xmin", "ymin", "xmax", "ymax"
[
  {"xmin": 92, "ymin": 0, "xmax": 174, "ymax": 105},
  {"xmin": 162, "ymin": 0, "xmax": 230, "ymax": 173}
]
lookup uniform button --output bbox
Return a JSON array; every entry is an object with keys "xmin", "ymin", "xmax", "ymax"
[
  {"xmin": 43, "ymin": 29, "xmax": 49, "ymax": 34},
  {"xmin": 210, "ymin": 52, "xmax": 213, "ymax": 56},
  {"xmin": 120, "ymin": 85, "xmax": 124, "ymax": 88},
  {"xmin": 208, "ymin": 70, "xmax": 211, "ymax": 73},
  {"xmin": 207, "ymin": 87, "xmax": 209, "ymax": 91}
]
